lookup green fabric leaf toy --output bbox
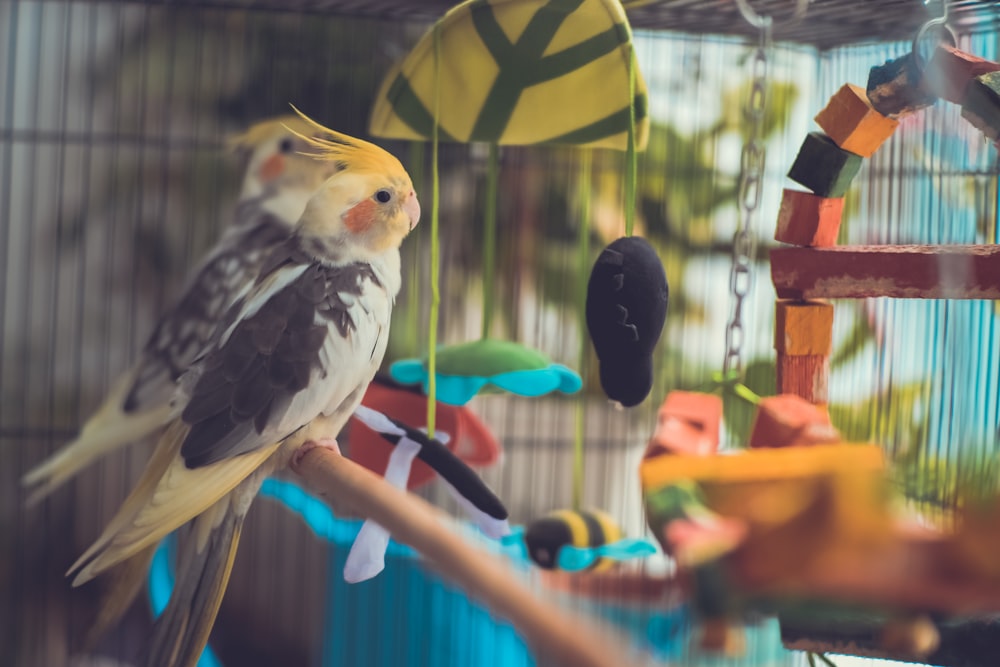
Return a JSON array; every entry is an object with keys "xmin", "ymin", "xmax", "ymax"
[{"xmin": 390, "ymin": 339, "xmax": 582, "ymax": 406}]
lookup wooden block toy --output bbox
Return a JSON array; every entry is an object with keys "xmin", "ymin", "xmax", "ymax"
[
  {"xmin": 774, "ymin": 299, "xmax": 833, "ymax": 356},
  {"xmin": 867, "ymin": 52, "xmax": 938, "ymax": 118},
  {"xmin": 814, "ymin": 83, "xmax": 899, "ymax": 157},
  {"xmin": 640, "ymin": 442, "xmax": 883, "ymax": 492},
  {"xmin": 771, "ymin": 245, "xmax": 1000, "ymax": 300},
  {"xmin": 777, "ymin": 354, "xmax": 830, "ymax": 405},
  {"xmin": 922, "ymin": 44, "xmax": 1000, "ymax": 104},
  {"xmin": 787, "ymin": 132, "xmax": 863, "ymax": 198},
  {"xmin": 961, "ymin": 71, "xmax": 1000, "ymax": 142},
  {"xmin": 646, "ymin": 391, "xmax": 723, "ymax": 458},
  {"xmin": 774, "ymin": 188, "xmax": 844, "ymax": 247},
  {"xmin": 747, "ymin": 394, "xmax": 840, "ymax": 449},
  {"xmin": 700, "ymin": 619, "xmax": 746, "ymax": 655}
]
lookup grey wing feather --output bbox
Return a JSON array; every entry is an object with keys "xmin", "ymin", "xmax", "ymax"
[
  {"xmin": 123, "ymin": 217, "xmax": 290, "ymax": 414},
  {"xmin": 179, "ymin": 256, "xmax": 382, "ymax": 469}
]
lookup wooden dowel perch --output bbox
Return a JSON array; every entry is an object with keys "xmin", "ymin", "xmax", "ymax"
[
  {"xmin": 291, "ymin": 445, "xmax": 634, "ymax": 667},
  {"xmin": 771, "ymin": 244, "xmax": 1000, "ymax": 299}
]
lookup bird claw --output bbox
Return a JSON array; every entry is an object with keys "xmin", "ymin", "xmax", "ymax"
[{"xmin": 293, "ymin": 438, "xmax": 340, "ymax": 467}]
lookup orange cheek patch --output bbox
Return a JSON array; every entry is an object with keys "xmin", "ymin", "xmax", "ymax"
[
  {"xmin": 258, "ymin": 154, "xmax": 285, "ymax": 182},
  {"xmin": 344, "ymin": 199, "xmax": 377, "ymax": 233}
]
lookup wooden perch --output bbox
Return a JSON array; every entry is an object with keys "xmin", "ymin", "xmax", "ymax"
[
  {"xmin": 291, "ymin": 444, "xmax": 634, "ymax": 667},
  {"xmin": 771, "ymin": 245, "xmax": 1000, "ymax": 299}
]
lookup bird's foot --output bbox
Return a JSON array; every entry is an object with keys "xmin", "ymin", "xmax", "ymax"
[{"xmin": 293, "ymin": 438, "xmax": 340, "ymax": 467}]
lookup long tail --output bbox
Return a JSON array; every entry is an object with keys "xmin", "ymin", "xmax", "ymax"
[
  {"xmin": 145, "ymin": 502, "xmax": 248, "ymax": 667},
  {"xmin": 22, "ymin": 371, "xmax": 171, "ymax": 506}
]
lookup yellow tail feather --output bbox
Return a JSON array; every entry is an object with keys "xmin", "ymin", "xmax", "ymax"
[{"xmin": 69, "ymin": 421, "xmax": 279, "ymax": 586}]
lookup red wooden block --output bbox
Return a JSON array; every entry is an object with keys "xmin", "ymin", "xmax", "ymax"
[
  {"xmin": 774, "ymin": 189, "xmax": 844, "ymax": 247},
  {"xmin": 771, "ymin": 245, "xmax": 1000, "ymax": 300},
  {"xmin": 777, "ymin": 353, "xmax": 830, "ymax": 405},
  {"xmin": 922, "ymin": 44, "xmax": 1000, "ymax": 104},
  {"xmin": 646, "ymin": 391, "xmax": 723, "ymax": 458},
  {"xmin": 814, "ymin": 84, "xmax": 899, "ymax": 157},
  {"xmin": 748, "ymin": 394, "xmax": 840, "ymax": 449}
]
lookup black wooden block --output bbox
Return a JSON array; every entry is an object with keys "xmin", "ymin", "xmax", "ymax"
[
  {"xmin": 787, "ymin": 132, "xmax": 863, "ymax": 198},
  {"xmin": 961, "ymin": 71, "xmax": 1000, "ymax": 142}
]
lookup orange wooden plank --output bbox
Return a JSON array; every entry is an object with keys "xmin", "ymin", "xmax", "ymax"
[
  {"xmin": 771, "ymin": 245, "xmax": 1000, "ymax": 299},
  {"xmin": 640, "ymin": 443, "xmax": 882, "ymax": 490}
]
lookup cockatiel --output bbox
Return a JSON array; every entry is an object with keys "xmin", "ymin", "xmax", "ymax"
[
  {"xmin": 68, "ymin": 112, "xmax": 420, "ymax": 667},
  {"xmin": 22, "ymin": 115, "xmax": 338, "ymax": 505}
]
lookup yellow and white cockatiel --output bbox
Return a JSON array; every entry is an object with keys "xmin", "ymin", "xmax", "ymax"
[
  {"xmin": 22, "ymin": 115, "xmax": 338, "ymax": 505},
  {"xmin": 68, "ymin": 111, "xmax": 420, "ymax": 667}
]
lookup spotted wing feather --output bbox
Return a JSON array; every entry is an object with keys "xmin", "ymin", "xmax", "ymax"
[{"xmin": 124, "ymin": 216, "xmax": 289, "ymax": 413}]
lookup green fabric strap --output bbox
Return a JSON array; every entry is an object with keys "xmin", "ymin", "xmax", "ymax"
[
  {"xmin": 427, "ymin": 25, "xmax": 442, "ymax": 435},
  {"xmin": 624, "ymin": 40, "xmax": 637, "ymax": 238},
  {"xmin": 481, "ymin": 143, "xmax": 499, "ymax": 339},
  {"xmin": 406, "ymin": 142, "xmax": 424, "ymax": 356},
  {"xmin": 572, "ymin": 148, "xmax": 593, "ymax": 510}
]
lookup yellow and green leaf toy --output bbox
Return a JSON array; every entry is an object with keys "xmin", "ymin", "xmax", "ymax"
[{"xmin": 369, "ymin": 0, "xmax": 649, "ymax": 150}]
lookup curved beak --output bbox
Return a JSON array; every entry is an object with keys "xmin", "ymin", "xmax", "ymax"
[{"xmin": 403, "ymin": 191, "xmax": 420, "ymax": 231}]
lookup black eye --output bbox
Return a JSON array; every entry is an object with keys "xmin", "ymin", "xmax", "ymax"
[
  {"xmin": 278, "ymin": 138, "xmax": 294, "ymax": 153},
  {"xmin": 374, "ymin": 189, "xmax": 392, "ymax": 204}
]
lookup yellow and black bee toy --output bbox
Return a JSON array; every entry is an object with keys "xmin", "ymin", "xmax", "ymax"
[{"xmin": 502, "ymin": 509, "xmax": 657, "ymax": 571}]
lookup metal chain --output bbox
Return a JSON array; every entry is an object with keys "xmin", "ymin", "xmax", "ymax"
[{"xmin": 723, "ymin": 21, "xmax": 771, "ymax": 377}]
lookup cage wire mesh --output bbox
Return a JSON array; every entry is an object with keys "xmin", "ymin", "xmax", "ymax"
[{"xmin": 2, "ymin": 1, "xmax": 1000, "ymax": 666}]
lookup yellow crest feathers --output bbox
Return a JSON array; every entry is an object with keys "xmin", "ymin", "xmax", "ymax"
[
  {"xmin": 225, "ymin": 114, "xmax": 317, "ymax": 151},
  {"xmin": 286, "ymin": 105, "xmax": 407, "ymax": 179}
]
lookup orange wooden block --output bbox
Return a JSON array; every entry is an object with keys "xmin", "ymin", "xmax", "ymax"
[
  {"xmin": 748, "ymin": 394, "xmax": 840, "ymax": 449},
  {"xmin": 777, "ymin": 354, "xmax": 830, "ymax": 405},
  {"xmin": 814, "ymin": 84, "xmax": 899, "ymax": 157},
  {"xmin": 774, "ymin": 300, "xmax": 833, "ymax": 355},
  {"xmin": 922, "ymin": 44, "xmax": 1000, "ymax": 104},
  {"xmin": 774, "ymin": 189, "xmax": 844, "ymax": 247},
  {"xmin": 647, "ymin": 391, "xmax": 723, "ymax": 458}
]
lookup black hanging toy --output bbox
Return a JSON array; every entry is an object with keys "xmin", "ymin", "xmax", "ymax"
[{"xmin": 585, "ymin": 236, "xmax": 668, "ymax": 407}]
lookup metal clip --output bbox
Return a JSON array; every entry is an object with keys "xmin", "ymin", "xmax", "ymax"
[
  {"xmin": 913, "ymin": 0, "xmax": 958, "ymax": 70},
  {"xmin": 733, "ymin": 0, "xmax": 810, "ymax": 30}
]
